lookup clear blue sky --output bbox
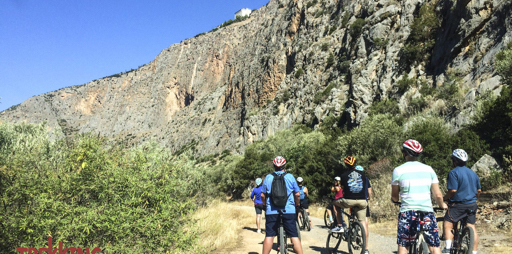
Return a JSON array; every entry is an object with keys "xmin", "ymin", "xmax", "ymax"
[{"xmin": 0, "ymin": 0, "xmax": 269, "ymax": 112}]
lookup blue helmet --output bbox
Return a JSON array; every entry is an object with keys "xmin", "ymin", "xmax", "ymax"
[
  {"xmin": 355, "ymin": 165, "xmax": 364, "ymax": 171},
  {"xmin": 255, "ymin": 178, "xmax": 262, "ymax": 186}
]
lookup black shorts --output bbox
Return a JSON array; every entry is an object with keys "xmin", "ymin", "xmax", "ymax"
[
  {"xmin": 300, "ymin": 199, "xmax": 309, "ymax": 209},
  {"xmin": 265, "ymin": 213, "xmax": 299, "ymax": 237},
  {"xmin": 255, "ymin": 204, "xmax": 265, "ymax": 215},
  {"xmin": 444, "ymin": 202, "xmax": 477, "ymax": 224}
]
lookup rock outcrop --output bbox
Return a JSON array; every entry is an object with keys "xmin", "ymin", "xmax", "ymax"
[{"xmin": 1, "ymin": 0, "xmax": 511, "ymax": 155}]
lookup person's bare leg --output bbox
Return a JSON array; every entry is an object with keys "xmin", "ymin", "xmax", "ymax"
[
  {"xmin": 428, "ymin": 246, "xmax": 441, "ymax": 254},
  {"xmin": 290, "ymin": 237, "xmax": 303, "ymax": 254},
  {"xmin": 397, "ymin": 245, "xmax": 408, "ymax": 254},
  {"xmin": 262, "ymin": 236, "xmax": 275, "ymax": 254},
  {"xmin": 256, "ymin": 214, "xmax": 262, "ymax": 231},
  {"xmin": 467, "ymin": 223, "xmax": 478, "ymax": 251},
  {"xmin": 306, "ymin": 209, "xmax": 311, "ymax": 228},
  {"xmin": 360, "ymin": 219, "xmax": 369, "ymax": 250},
  {"xmin": 333, "ymin": 204, "xmax": 343, "ymax": 227}
]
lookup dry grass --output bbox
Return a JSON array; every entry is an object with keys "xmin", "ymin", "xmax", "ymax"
[{"xmin": 192, "ymin": 200, "xmax": 254, "ymax": 252}]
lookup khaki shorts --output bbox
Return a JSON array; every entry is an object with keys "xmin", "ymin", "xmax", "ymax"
[{"xmin": 333, "ymin": 198, "xmax": 367, "ymax": 221}]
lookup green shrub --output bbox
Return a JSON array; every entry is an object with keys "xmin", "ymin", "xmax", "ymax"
[
  {"xmin": 0, "ymin": 123, "xmax": 206, "ymax": 253},
  {"xmin": 394, "ymin": 73, "xmax": 416, "ymax": 95},
  {"xmin": 402, "ymin": 2, "xmax": 440, "ymax": 65},
  {"xmin": 313, "ymin": 82, "xmax": 337, "ymax": 104},
  {"xmin": 321, "ymin": 43, "xmax": 329, "ymax": 51},
  {"xmin": 326, "ymin": 53, "xmax": 335, "ymax": 68},
  {"xmin": 306, "ymin": 0, "xmax": 318, "ymax": 8},
  {"xmin": 369, "ymin": 99, "xmax": 400, "ymax": 116},
  {"xmin": 350, "ymin": 18, "xmax": 366, "ymax": 38},
  {"xmin": 496, "ymin": 41, "xmax": 512, "ymax": 85},
  {"xmin": 341, "ymin": 13, "xmax": 350, "ymax": 28},
  {"xmin": 295, "ymin": 68, "xmax": 304, "ymax": 78}
]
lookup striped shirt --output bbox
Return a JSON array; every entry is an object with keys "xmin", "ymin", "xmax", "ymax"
[{"xmin": 391, "ymin": 161, "xmax": 439, "ymax": 212}]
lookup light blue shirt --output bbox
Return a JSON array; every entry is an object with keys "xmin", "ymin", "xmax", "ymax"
[
  {"xmin": 261, "ymin": 171, "xmax": 300, "ymax": 215},
  {"xmin": 447, "ymin": 166, "xmax": 481, "ymax": 204}
]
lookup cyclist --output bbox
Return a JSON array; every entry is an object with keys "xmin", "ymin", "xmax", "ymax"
[
  {"xmin": 296, "ymin": 177, "xmax": 312, "ymax": 229},
  {"xmin": 261, "ymin": 156, "xmax": 303, "ymax": 254},
  {"xmin": 391, "ymin": 139, "xmax": 447, "ymax": 254},
  {"xmin": 441, "ymin": 149, "xmax": 481, "ymax": 254},
  {"xmin": 251, "ymin": 177, "xmax": 265, "ymax": 233},
  {"xmin": 355, "ymin": 165, "xmax": 372, "ymax": 245},
  {"xmin": 332, "ymin": 156, "xmax": 370, "ymax": 254},
  {"xmin": 330, "ymin": 176, "xmax": 348, "ymax": 229}
]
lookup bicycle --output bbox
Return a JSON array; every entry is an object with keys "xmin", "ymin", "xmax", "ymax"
[
  {"xmin": 393, "ymin": 201, "xmax": 445, "ymax": 254},
  {"xmin": 438, "ymin": 208, "xmax": 476, "ymax": 254},
  {"xmin": 276, "ymin": 209, "xmax": 301, "ymax": 254},
  {"xmin": 298, "ymin": 205, "xmax": 311, "ymax": 231},
  {"xmin": 326, "ymin": 208, "xmax": 366, "ymax": 254}
]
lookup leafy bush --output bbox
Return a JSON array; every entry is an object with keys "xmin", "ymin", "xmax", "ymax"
[
  {"xmin": 295, "ymin": 68, "xmax": 304, "ymax": 78},
  {"xmin": 393, "ymin": 73, "xmax": 416, "ymax": 96},
  {"xmin": 402, "ymin": 2, "xmax": 440, "ymax": 65},
  {"xmin": 326, "ymin": 53, "xmax": 335, "ymax": 68},
  {"xmin": 321, "ymin": 43, "xmax": 329, "ymax": 51},
  {"xmin": 0, "ymin": 123, "xmax": 207, "ymax": 253},
  {"xmin": 368, "ymin": 99, "xmax": 400, "ymax": 116},
  {"xmin": 496, "ymin": 41, "xmax": 512, "ymax": 85},
  {"xmin": 313, "ymin": 82, "xmax": 337, "ymax": 104},
  {"xmin": 350, "ymin": 18, "xmax": 366, "ymax": 38},
  {"xmin": 306, "ymin": 0, "xmax": 318, "ymax": 8}
]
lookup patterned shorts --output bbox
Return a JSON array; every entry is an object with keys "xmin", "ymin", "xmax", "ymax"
[{"xmin": 397, "ymin": 211, "xmax": 440, "ymax": 247}]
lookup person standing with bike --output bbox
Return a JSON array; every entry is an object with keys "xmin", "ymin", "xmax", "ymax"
[
  {"xmin": 332, "ymin": 156, "xmax": 370, "ymax": 254},
  {"xmin": 391, "ymin": 139, "xmax": 447, "ymax": 254},
  {"xmin": 260, "ymin": 156, "xmax": 303, "ymax": 254},
  {"xmin": 441, "ymin": 149, "xmax": 481, "ymax": 254},
  {"xmin": 296, "ymin": 177, "xmax": 312, "ymax": 230},
  {"xmin": 251, "ymin": 177, "xmax": 265, "ymax": 234}
]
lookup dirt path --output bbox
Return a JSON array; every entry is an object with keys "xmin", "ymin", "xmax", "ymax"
[{"xmin": 216, "ymin": 207, "xmax": 501, "ymax": 254}]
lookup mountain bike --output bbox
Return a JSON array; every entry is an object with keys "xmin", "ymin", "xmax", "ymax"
[
  {"xmin": 438, "ymin": 208, "xmax": 476, "ymax": 254},
  {"xmin": 394, "ymin": 201, "xmax": 445, "ymax": 254},
  {"xmin": 326, "ymin": 207, "xmax": 366, "ymax": 254},
  {"xmin": 276, "ymin": 209, "xmax": 301, "ymax": 254},
  {"xmin": 298, "ymin": 205, "xmax": 311, "ymax": 231}
]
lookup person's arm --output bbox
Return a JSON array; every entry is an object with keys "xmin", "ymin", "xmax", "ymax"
[
  {"xmin": 304, "ymin": 187, "xmax": 309, "ymax": 198},
  {"xmin": 477, "ymin": 189, "xmax": 482, "ymax": 198},
  {"xmin": 391, "ymin": 185, "xmax": 400, "ymax": 203},
  {"xmin": 443, "ymin": 189, "xmax": 457, "ymax": 201},
  {"xmin": 251, "ymin": 189, "xmax": 255, "ymax": 200},
  {"xmin": 261, "ymin": 192, "xmax": 267, "ymax": 204},
  {"xmin": 368, "ymin": 187, "xmax": 372, "ymax": 200},
  {"xmin": 432, "ymin": 183, "xmax": 448, "ymax": 209},
  {"xmin": 294, "ymin": 192, "xmax": 301, "ymax": 206}
]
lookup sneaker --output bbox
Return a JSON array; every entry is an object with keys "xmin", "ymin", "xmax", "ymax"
[
  {"xmin": 330, "ymin": 226, "xmax": 345, "ymax": 233},
  {"xmin": 365, "ymin": 250, "xmax": 370, "ymax": 254},
  {"xmin": 441, "ymin": 248, "xmax": 451, "ymax": 253},
  {"xmin": 257, "ymin": 229, "xmax": 261, "ymax": 233}
]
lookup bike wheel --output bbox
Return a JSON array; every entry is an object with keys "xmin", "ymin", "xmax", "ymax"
[
  {"xmin": 279, "ymin": 225, "xmax": 287, "ymax": 254},
  {"xmin": 459, "ymin": 227, "xmax": 475, "ymax": 254},
  {"xmin": 348, "ymin": 221, "xmax": 366, "ymax": 254},
  {"xmin": 298, "ymin": 210, "xmax": 304, "ymax": 230},
  {"xmin": 304, "ymin": 210, "xmax": 311, "ymax": 231},
  {"xmin": 324, "ymin": 209, "xmax": 332, "ymax": 228},
  {"xmin": 326, "ymin": 232, "xmax": 343, "ymax": 254},
  {"xmin": 296, "ymin": 220, "xmax": 302, "ymax": 241}
]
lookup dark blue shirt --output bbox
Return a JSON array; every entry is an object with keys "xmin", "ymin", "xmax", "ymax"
[
  {"xmin": 261, "ymin": 171, "xmax": 300, "ymax": 215},
  {"xmin": 251, "ymin": 186, "xmax": 264, "ymax": 205},
  {"xmin": 447, "ymin": 166, "xmax": 481, "ymax": 204}
]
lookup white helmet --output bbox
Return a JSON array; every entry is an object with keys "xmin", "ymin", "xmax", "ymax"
[
  {"xmin": 334, "ymin": 176, "xmax": 341, "ymax": 181},
  {"xmin": 297, "ymin": 177, "xmax": 303, "ymax": 183},
  {"xmin": 452, "ymin": 149, "xmax": 468, "ymax": 162},
  {"xmin": 255, "ymin": 178, "xmax": 263, "ymax": 186}
]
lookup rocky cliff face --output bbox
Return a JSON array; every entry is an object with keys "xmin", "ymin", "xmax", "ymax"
[{"xmin": 1, "ymin": 0, "xmax": 511, "ymax": 155}]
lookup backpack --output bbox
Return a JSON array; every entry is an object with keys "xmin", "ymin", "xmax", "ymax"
[{"xmin": 270, "ymin": 172, "xmax": 291, "ymax": 207}]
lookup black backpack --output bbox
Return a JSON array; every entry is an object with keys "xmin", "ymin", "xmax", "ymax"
[{"xmin": 270, "ymin": 172, "xmax": 291, "ymax": 207}]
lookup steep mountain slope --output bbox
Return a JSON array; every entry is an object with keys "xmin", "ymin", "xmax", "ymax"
[{"xmin": 1, "ymin": 0, "xmax": 510, "ymax": 155}]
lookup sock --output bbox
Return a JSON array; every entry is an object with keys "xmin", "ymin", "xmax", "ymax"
[
  {"xmin": 472, "ymin": 251, "xmax": 477, "ymax": 254},
  {"xmin": 329, "ymin": 216, "xmax": 333, "ymax": 221},
  {"xmin": 445, "ymin": 240, "xmax": 452, "ymax": 249}
]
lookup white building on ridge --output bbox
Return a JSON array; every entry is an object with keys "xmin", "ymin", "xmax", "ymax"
[{"xmin": 234, "ymin": 8, "xmax": 252, "ymax": 19}]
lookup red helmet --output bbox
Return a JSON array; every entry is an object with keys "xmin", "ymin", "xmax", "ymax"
[
  {"xmin": 273, "ymin": 156, "xmax": 286, "ymax": 168},
  {"xmin": 402, "ymin": 139, "xmax": 423, "ymax": 157}
]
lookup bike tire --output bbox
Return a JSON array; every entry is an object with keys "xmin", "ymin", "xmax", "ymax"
[
  {"xmin": 459, "ymin": 227, "xmax": 475, "ymax": 254},
  {"xmin": 296, "ymin": 220, "xmax": 302, "ymax": 242},
  {"xmin": 348, "ymin": 221, "xmax": 366, "ymax": 254},
  {"xmin": 418, "ymin": 234, "xmax": 429, "ymax": 254},
  {"xmin": 304, "ymin": 210, "xmax": 311, "ymax": 231},
  {"xmin": 326, "ymin": 232, "xmax": 343, "ymax": 254},
  {"xmin": 298, "ymin": 210, "xmax": 304, "ymax": 230},
  {"xmin": 279, "ymin": 225, "xmax": 287, "ymax": 254},
  {"xmin": 324, "ymin": 209, "xmax": 332, "ymax": 228}
]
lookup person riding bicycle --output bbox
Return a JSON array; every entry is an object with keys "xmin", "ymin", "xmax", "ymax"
[
  {"xmin": 441, "ymin": 149, "xmax": 481, "ymax": 254},
  {"xmin": 330, "ymin": 176, "xmax": 348, "ymax": 229},
  {"xmin": 251, "ymin": 177, "xmax": 265, "ymax": 233},
  {"xmin": 355, "ymin": 165, "xmax": 372, "ymax": 246},
  {"xmin": 296, "ymin": 177, "xmax": 312, "ymax": 229},
  {"xmin": 260, "ymin": 156, "xmax": 303, "ymax": 254},
  {"xmin": 332, "ymin": 155, "xmax": 370, "ymax": 254},
  {"xmin": 391, "ymin": 139, "xmax": 447, "ymax": 254}
]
